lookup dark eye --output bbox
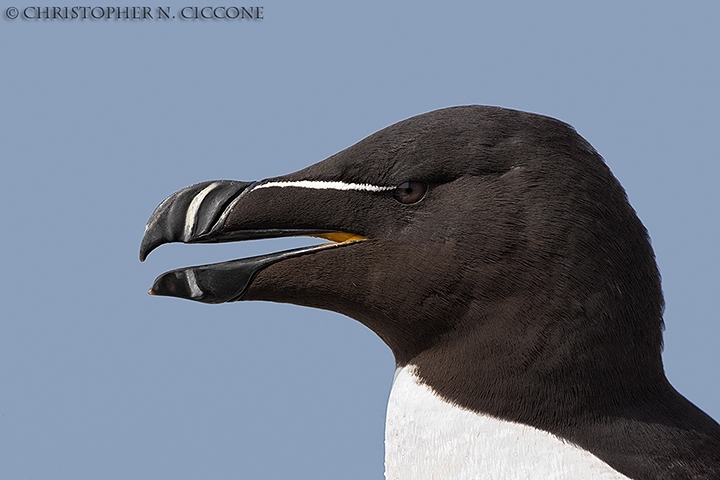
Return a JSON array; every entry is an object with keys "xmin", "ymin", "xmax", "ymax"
[{"xmin": 393, "ymin": 181, "xmax": 427, "ymax": 204}]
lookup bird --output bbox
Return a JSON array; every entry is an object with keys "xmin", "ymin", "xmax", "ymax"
[{"xmin": 140, "ymin": 106, "xmax": 720, "ymax": 479}]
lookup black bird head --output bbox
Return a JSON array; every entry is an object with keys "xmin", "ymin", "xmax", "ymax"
[
  {"xmin": 142, "ymin": 104, "xmax": 667, "ymax": 408},
  {"xmin": 141, "ymin": 106, "xmax": 720, "ymax": 478}
]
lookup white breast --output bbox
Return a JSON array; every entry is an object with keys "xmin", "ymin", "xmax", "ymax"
[{"xmin": 385, "ymin": 366, "xmax": 630, "ymax": 480}]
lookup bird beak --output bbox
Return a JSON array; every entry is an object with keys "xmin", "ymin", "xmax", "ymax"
[{"xmin": 140, "ymin": 180, "xmax": 366, "ymax": 304}]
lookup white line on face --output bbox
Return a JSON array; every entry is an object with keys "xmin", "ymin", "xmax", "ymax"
[
  {"xmin": 184, "ymin": 182, "xmax": 220, "ymax": 242},
  {"xmin": 253, "ymin": 180, "xmax": 394, "ymax": 193}
]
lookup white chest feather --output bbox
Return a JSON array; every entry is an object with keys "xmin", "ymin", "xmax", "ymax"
[{"xmin": 385, "ymin": 366, "xmax": 629, "ymax": 480}]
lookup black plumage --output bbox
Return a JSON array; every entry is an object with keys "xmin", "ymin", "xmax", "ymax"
[{"xmin": 141, "ymin": 106, "xmax": 720, "ymax": 479}]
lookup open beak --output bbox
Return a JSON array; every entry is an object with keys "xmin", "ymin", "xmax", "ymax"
[{"xmin": 140, "ymin": 180, "xmax": 366, "ymax": 304}]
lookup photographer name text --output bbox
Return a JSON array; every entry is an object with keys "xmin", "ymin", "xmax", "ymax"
[{"xmin": 5, "ymin": 5, "xmax": 263, "ymax": 20}]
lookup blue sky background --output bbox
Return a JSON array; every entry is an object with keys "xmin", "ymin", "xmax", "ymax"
[{"xmin": 1, "ymin": 2, "xmax": 719, "ymax": 479}]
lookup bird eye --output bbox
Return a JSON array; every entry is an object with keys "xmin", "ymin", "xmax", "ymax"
[{"xmin": 393, "ymin": 181, "xmax": 427, "ymax": 204}]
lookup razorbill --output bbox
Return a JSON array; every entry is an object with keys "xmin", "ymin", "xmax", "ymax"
[{"xmin": 140, "ymin": 106, "xmax": 720, "ymax": 479}]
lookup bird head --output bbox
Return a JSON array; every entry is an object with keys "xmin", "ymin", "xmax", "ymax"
[{"xmin": 141, "ymin": 106, "xmax": 665, "ymax": 408}]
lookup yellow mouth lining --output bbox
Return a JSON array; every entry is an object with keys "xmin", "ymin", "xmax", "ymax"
[{"xmin": 311, "ymin": 232, "xmax": 366, "ymax": 243}]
